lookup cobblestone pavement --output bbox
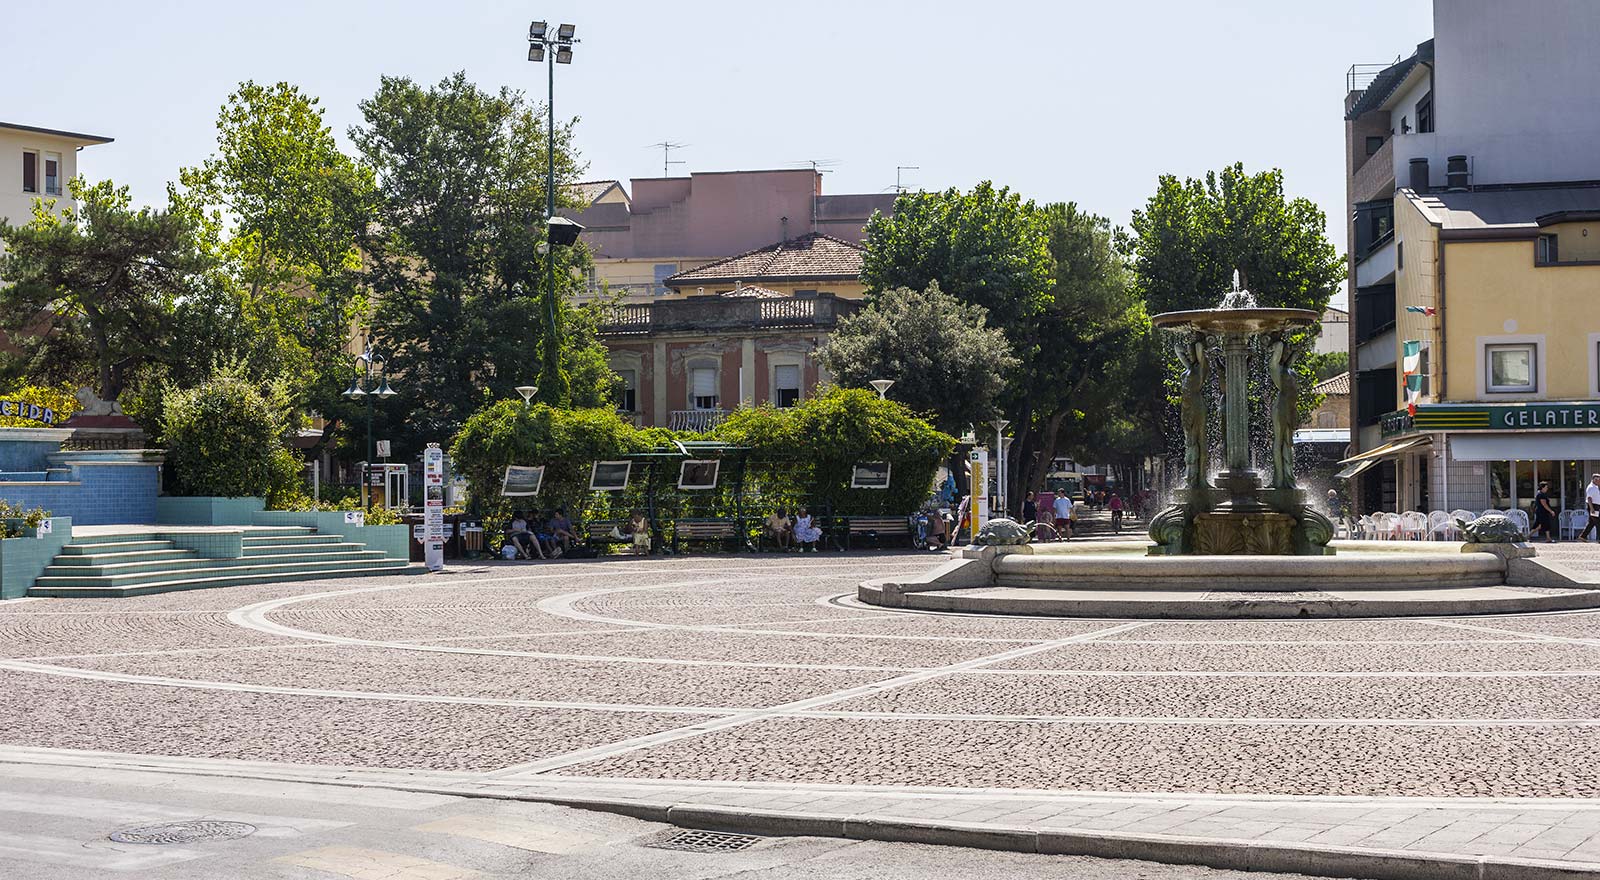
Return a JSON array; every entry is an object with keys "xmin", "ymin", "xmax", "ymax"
[{"xmin": 5, "ymin": 550, "xmax": 1600, "ymax": 873}]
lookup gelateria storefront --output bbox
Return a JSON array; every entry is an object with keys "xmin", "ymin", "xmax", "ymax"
[{"xmin": 1348, "ymin": 402, "xmax": 1600, "ymax": 514}]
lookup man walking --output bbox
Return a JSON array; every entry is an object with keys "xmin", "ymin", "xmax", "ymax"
[
  {"xmin": 1580, "ymin": 473, "xmax": 1600, "ymax": 543},
  {"xmin": 1052, "ymin": 491, "xmax": 1074, "ymax": 541}
]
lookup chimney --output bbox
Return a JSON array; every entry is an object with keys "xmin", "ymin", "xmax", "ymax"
[
  {"xmin": 1446, "ymin": 155, "xmax": 1470, "ymax": 191},
  {"xmin": 780, "ymin": 216, "xmax": 789, "ymax": 242},
  {"xmin": 1408, "ymin": 158, "xmax": 1429, "ymax": 192}
]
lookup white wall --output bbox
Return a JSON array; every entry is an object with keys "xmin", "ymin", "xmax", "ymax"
[
  {"xmin": 1394, "ymin": 0, "xmax": 1600, "ymax": 188},
  {"xmin": 0, "ymin": 129, "xmax": 87, "ymax": 228}
]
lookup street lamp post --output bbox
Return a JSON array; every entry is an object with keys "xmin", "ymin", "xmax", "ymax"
[
  {"xmin": 868, "ymin": 379, "xmax": 895, "ymax": 400},
  {"xmin": 343, "ymin": 340, "xmax": 396, "ymax": 509},
  {"xmin": 991, "ymin": 419, "xmax": 1010, "ymax": 517},
  {"xmin": 528, "ymin": 21, "xmax": 581, "ymax": 404}
]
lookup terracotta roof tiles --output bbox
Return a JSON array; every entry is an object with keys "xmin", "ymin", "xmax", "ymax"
[{"xmin": 667, "ymin": 232, "xmax": 864, "ymax": 285}]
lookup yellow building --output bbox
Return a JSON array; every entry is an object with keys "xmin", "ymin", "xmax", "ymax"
[{"xmin": 1343, "ymin": 187, "xmax": 1600, "ymax": 515}]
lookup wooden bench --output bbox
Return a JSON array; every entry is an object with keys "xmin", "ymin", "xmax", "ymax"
[
  {"xmin": 583, "ymin": 520, "xmax": 632, "ymax": 548},
  {"xmin": 672, "ymin": 518, "xmax": 741, "ymax": 553},
  {"xmin": 842, "ymin": 516, "xmax": 913, "ymax": 550}
]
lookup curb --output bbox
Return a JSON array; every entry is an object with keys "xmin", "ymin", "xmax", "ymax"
[{"xmin": 7, "ymin": 755, "xmax": 1600, "ymax": 880}]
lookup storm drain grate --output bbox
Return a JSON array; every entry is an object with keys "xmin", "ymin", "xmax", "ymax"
[
  {"xmin": 109, "ymin": 820, "xmax": 258, "ymax": 845},
  {"xmin": 645, "ymin": 829, "xmax": 765, "ymax": 853}
]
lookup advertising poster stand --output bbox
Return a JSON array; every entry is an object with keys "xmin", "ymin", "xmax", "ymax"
[{"xmin": 423, "ymin": 443, "xmax": 446, "ymax": 571}]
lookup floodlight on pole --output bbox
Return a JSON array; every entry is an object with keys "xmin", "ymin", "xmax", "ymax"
[
  {"xmin": 555, "ymin": 46, "xmax": 573, "ymax": 64},
  {"xmin": 556, "ymin": 22, "xmax": 575, "ymax": 40},
  {"xmin": 869, "ymin": 379, "xmax": 894, "ymax": 399},
  {"xmin": 515, "ymin": 385, "xmax": 539, "ymax": 406},
  {"xmin": 528, "ymin": 43, "xmax": 544, "ymax": 62},
  {"xmin": 527, "ymin": 17, "xmax": 582, "ymax": 404},
  {"xmin": 529, "ymin": 21, "xmax": 547, "ymax": 39}
]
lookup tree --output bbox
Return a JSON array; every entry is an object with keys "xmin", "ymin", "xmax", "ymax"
[
  {"xmin": 861, "ymin": 182, "xmax": 1053, "ymax": 332},
  {"xmin": 0, "ymin": 179, "xmax": 205, "ymax": 400},
  {"xmin": 1007, "ymin": 203, "xmax": 1152, "ymax": 497},
  {"xmin": 1306, "ymin": 350, "xmax": 1349, "ymax": 382},
  {"xmin": 1129, "ymin": 163, "xmax": 1344, "ymax": 438},
  {"xmin": 818, "ymin": 283, "xmax": 1015, "ymax": 435},
  {"xmin": 162, "ymin": 368, "xmax": 294, "ymax": 498},
  {"xmin": 351, "ymin": 72, "xmax": 611, "ymax": 455}
]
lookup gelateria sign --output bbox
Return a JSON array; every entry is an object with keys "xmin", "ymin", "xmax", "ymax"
[
  {"xmin": 1383, "ymin": 403, "xmax": 1600, "ymax": 436},
  {"xmin": 0, "ymin": 402, "xmax": 58, "ymax": 425}
]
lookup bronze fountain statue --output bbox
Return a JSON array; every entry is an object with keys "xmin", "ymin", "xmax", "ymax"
[{"xmin": 1147, "ymin": 273, "xmax": 1334, "ymax": 556}]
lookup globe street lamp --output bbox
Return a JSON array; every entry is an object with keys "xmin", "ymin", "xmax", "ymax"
[
  {"xmin": 343, "ymin": 340, "xmax": 396, "ymax": 509},
  {"xmin": 528, "ymin": 20, "xmax": 582, "ymax": 403}
]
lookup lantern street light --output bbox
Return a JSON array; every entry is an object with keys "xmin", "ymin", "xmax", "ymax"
[
  {"xmin": 528, "ymin": 20, "xmax": 581, "ymax": 403},
  {"xmin": 343, "ymin": 339, "xmax": 396, "ymax": 509}
]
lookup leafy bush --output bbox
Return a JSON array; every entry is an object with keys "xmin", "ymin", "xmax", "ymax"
[
  {"xmin": 450, "ymin": 401, "xmax": 668, "ymax": 519},
  {"xmin": 0, "ymin": 382, "xmax": 80, "ymax": 428},
  {"xmin": 717, "ymin": 388, "xmax": 955, "ymax": 515},
  {"xmin": 162, "ymin": 373, "xmax": 288, "ymax": 497},
  {"xmin": 0, "ymin": 499, "xmax": 52, "ymax": 538}
]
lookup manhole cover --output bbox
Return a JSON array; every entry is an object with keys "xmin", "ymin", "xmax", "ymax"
[
  {"xmin": 645, "ymin": 829, "xmax": 764, "ymax": 853},
  {"xmin": 109, "ymin": 820, "xmax": 258, "ymax": 845}
]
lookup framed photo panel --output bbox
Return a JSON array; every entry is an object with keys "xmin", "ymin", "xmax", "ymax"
[
  {"xmin": 851, "ymin": 461, "xmax": 892, "ymax": 489},
  {"xmin": 589, "ymin": 460, "xmax": 633, "ymax": 491},
  {"xmin": 501, "ymin": 465, "xmax": 545, "ymax": 496},
  {"xmin": 677, "ymin": 459, "xmax": 720, "ymax": 490}
]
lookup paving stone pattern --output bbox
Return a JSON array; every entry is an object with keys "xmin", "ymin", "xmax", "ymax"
[{"xmin": 4, "ymin": 550, "xmax": 1600, "ymax": 870}]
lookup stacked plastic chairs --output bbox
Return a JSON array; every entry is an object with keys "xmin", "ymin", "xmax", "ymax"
[{"xmin": 1426, "ymin": 509, "xmax": 1454, "ymax": 540}]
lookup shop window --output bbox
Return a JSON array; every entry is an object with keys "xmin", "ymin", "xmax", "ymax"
[
  {"xmin": 773, "ymin": 364, "xmax": 801, "ymax": 408},
  {"xmin": 1486, "ymin": 344, "xmax": 1536, "ymax": 393},
  {"xmin": 690, "ymin": 366, "xmax": 719, "ymax": 410},
  {"xmin": 615, "ymin": 368, "xmax": 637, "ymax": 413}
]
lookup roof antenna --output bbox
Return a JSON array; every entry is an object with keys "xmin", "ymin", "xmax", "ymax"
[
  {"xmin": 792, "ymin": 159, "xmax": 838, "ymax": 228},
  {"xmin": 648, "ymin": 141, "xmax": 687, "ymax": 177},
  {"xmin": 895, "ymin": 165, "xmax": 920, "ymax": 193}
]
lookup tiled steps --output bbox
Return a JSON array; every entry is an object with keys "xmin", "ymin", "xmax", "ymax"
[{"xmin": 28, "ymin": 526, "xmax": 413, "ymax": 598}]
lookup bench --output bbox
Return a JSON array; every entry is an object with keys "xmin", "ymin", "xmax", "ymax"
[
  {"xmin": 672, "ymin": 518, "xmax": 741, "ymax": 553},
  {"xmin": 842, "ymin": 516, "xmax": 913, "ymax": 550},
  {"xmin": 583, "ymin": 520, "xmax": 632, "ymax": 549}
]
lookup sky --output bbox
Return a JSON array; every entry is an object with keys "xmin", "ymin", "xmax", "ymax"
[{"xmin": 2, "ymin": 0, "xmax": 1435, "ymax": 306}]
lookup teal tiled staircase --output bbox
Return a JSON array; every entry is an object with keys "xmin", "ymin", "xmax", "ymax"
[{"xmin": 28, "ymin": 526, "xmax": 413, "ymax": 598}]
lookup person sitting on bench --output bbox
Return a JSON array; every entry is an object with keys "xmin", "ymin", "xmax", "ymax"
[
  {"xmin": 507, "ymin": 511, "xmax": 543, "ymax": 560},
  {"xmin": 548, "ymin": 507, "xmax": 577, "ymax": 554},
  {"xmin": 793, "ymin": 506, "xmax": 821, "ymax": 552},
  {"xmin": 766, "ymin": 507, "xmax": 793, "ymax": 551},
  {"xmin": 626, "ymin": 509, "xmax": 651, "ymax": 555}
]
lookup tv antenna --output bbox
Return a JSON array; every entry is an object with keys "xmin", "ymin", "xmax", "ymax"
[
  {"xmin": 895, "ymin": 165, "xmax": 920, "ymax": 193},
  {"xmin": 792, "ymin": 158, "xmax": 839, "ymax": 174},
  {"xmin": 648, "ymin": 141, "xmax": 688, "ymax": 177}
]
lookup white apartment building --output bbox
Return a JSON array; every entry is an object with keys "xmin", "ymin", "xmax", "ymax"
[{"xmin": 1, "ymin": 121, "xmax": 113, "ymax": 229}]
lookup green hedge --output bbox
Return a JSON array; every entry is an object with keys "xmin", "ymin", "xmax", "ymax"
[{"xmin": 162, "ymin": 374, "xmax": 289, "ymax": 498}]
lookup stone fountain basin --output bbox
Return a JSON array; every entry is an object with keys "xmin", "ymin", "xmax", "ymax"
[
  {"xmin": 858, "ymin": 541, "xmax": 1600, "ymax": 619},
  {"xmin": 1151, "ymin": 307, "xmax": 1318, "ymax": 335}
]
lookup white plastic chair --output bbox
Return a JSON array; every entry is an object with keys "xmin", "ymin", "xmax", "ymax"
[
  {"xmin": 1506, "ymin": 508, "xmax": 1530, "ymax": 538},
  {"xmin": 1427, "ymin": 510, "xmax": 1453, "ymax": 540},
  {"xmin": 1356, "ymin": 514, "xmax": 1373, "ymax": 540},
  {"xmin": 1480, "ymin": 509, "xmax": 1500, "ymax": 522},
  {"xmin": 1400, "ymin": 511, "xmax": 1429, "ymax": 540},
  {"xmin": 1561, "ymin": 509, "xmax": 1584, "ymax": 540},
  {"xmin": 1375, "ymin": 512, "xmax": 1400, "ymax": 540}
]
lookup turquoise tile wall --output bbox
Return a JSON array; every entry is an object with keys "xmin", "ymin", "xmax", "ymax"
[{"xmin": 0, "ymin": 517, "xmax": 72, "ymax": 599}]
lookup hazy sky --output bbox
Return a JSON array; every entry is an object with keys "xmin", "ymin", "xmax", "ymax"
[{"xmin": 3, "ymin": 0, "xmax": 1432, "ymax": 303}]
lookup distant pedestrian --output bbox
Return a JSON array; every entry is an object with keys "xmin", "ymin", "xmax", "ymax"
[
  {"xmin": 1108, "ymin": 493, "xmax": 1124, "ymax": 533},
  {"xmin": 1021, "ymin": 491, "xmax": 1038, "ymax": 525},
  {"xmin": 1580, "ymin": 474, "xmax": 1600, "ymax": 542},
  {"xmin": 1530, "ymin": 481, "xmax": 1558, "ymax": 543},
  {"xmin": 1052, "ymin": 492, "xmax": 1074, "ymax": 540}
]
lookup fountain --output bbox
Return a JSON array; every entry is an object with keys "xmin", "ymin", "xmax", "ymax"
[
  {"xmin": 1146, "ymin": 272, "xmax": 1334, "ymax": 556},
  {"xmin": 853, "ymin": 275, "xmax": 1600, "ymax": 619}
]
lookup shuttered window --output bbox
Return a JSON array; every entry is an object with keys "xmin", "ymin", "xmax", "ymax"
[
  {"xmin": 774, "ymin": 365, "xmax": 800, "ymax": 408},
  {"xmin": 691, "ymin": 367, "xmax": 718, "ymax": 410}
]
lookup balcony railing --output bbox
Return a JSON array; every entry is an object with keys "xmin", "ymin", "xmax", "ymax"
[
  {"xmin": 669, "ymin": 409, "xmax": 729, "ymax": 433},
  {"xmin": 600, "ymin": 293, "xmax": 860, "ymax": 336}
]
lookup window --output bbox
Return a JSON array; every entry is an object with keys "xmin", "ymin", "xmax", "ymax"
[
  {"xmin": 615, "ymin": 369, "xmax": 637, "ymax": 413},
  {"xmin": 1537, "ymin": 234, "xmax": 1559, "ymax": 264},
  {"xmin": 21, "ymin": 151, "xmax": 37, "ymax": 193},
  {"xmin": 652, "ymin": 264, "xmax": 677, "ymax": 296},
  {"xmin": 1417, "ymin": 348, "xmax": 1430, "ymax": 397},
  {"xmin": 1397, "ymin": 241, "xmax": 1403, "ymax": 269},
  {"xmin": 1400, "ymin": 116, "xmax": 1410, "ymax": 135},
  {"xmin": 690, "ymin": 366, "xmax": 719, "ymax": 410},
  {"xmin": 1486, "ymin": 344, "xmax": 1536, "ymax": 393},
  {"xmin": 773, "ymin": 364, "xmax": 801, "ymax": 408},
  {"xmin": 43, "ymin": 152, "xmax": 61, "ymax": 195},
  {"xmin": 1416, "ymin": 92, "xmax": 1433, "ymax": 133},
  {"xmin": 1365, "ymin": 135, "xmax": 1384, "ymax": 156}
]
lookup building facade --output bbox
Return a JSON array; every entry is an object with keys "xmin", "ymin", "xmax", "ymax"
[
  {"xmin": 1, "ymin": 121, "xmax": 113, "ymax": 233},
  {"xmin": 565, "ymin": 168, "xmax": 893, "ymax": 301},
  {"xmin": 1340, "ymin": 0, "xmax": 1600, "ymax": 514}
]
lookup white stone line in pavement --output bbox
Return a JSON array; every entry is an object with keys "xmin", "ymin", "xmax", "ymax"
[
  {"xmin": 961, "ymin": 667, "xmax": 1600, "ymax": 678},
  {"xmin": 1427, "ymin": 618, "xmax": 1600, "ymax": 646},
  {"xmin": 482, "ymin": 620, "xmax": 1153, "ymax": 778},
  {"xmin": 7, "ymin": 657, "xmax": 1591, "ymax": 726},
  {"xmin": 0, "ymin": 659, "xmax": 738, "ymax": 716},
  {"xmin": 1102, "ymin": 639, "xmax": 1548, "ymax": 645}
]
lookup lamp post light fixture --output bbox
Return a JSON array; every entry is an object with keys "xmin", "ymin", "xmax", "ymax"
[
  {"xmin": 343, "ymin": 340, "xmax": 397, "ymax": 509},
  {"xmin": 528, "ymin": 20, "xmax": 581, "ymax": 403},
  {"xmin": 515, "ymin": 385, "xmax": 539, "ymax": 406},
  {"xmin": 990, "ymin": 419, "xmax": 1011, "ymax": 517},
  {"xmin": 869, "ymin": 379, "xmax": 895, "ymax": 400}
]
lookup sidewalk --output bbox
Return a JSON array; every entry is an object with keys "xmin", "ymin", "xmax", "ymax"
[{"xmin": 8, "ymin": 746, "xmax": 1599, "ymax": 880}]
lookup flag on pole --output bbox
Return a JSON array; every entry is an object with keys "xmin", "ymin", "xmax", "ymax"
[{"xmin": 1401, "ymin": 340, "xmax": 1422, "ymax": 374}]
